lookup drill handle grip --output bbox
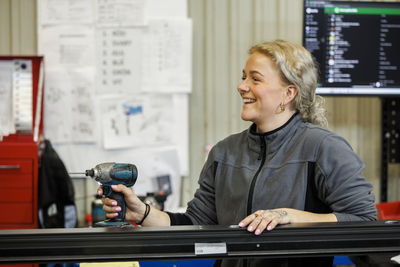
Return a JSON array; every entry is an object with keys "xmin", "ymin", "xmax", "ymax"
[{"xmin": 103, "ymin": 185, "xmax": 126, "ymax": 221}]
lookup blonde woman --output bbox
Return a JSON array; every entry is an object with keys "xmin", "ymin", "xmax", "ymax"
[{"xmin": 100, "ymin": 40, "xmax": 376, "ymax": 267}]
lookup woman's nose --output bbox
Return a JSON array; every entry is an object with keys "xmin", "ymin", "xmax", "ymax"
[{"xmin": 237, "ymin": 80, "xmax": 249, "ymax": 93}]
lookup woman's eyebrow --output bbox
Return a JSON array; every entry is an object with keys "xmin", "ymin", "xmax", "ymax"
[{"xmin": 249, "ymin": 70, "xmax": 264, "ymax": 77}]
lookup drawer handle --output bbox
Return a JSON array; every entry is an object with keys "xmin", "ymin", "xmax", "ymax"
[{"xmin": 0, "ymin": 165, "xmax": 21, "ymax": 170}]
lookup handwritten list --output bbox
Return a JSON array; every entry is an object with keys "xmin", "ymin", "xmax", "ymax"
[{"xmin": 96, "ymin": 27, "xmax": 143, "ymax": 94}]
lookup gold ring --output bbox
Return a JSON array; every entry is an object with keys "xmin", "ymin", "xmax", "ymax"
[{"xmin": 254, "ymin": 213, "xmax": 259, "ymax": 217}]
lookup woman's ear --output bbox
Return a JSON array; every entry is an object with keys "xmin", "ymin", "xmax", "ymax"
[{"xmin": 285, "ymin": 84, "xmax": 298, "ymax": 103}]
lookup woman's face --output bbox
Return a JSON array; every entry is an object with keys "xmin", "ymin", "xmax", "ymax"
[{"xmin": 237, "ymin": 52, "xmax": 287, "ymax": 128}]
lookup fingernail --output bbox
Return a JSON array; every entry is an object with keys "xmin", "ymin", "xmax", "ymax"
[
  {"xmin": 238, "ymin": 222, "xmax": 243, "ymax": 227},
  {"xmin": 111, "ymin": 201, "xmax": 117, "ymax": 206},
  {"xmin": 267, "ymin": 226, "xmax": 272, "ymax": 231},
  {"xmin": 255, "ymin": 229, "xmax": 261, "ymax": 235},
  {"xmin": 111, "ymin": 185, "xmax": 117, "ymax": 189},
  {"xmin": 115, "ymin": 207, "xmax": 121, "ymax": 212},
  {"xmin": 248, "ymin": 226, "xmax": 253, "ymax": 231},
  {"xmin": 113, "ymin": 213, "xmax": 119, "ymax": 217}
]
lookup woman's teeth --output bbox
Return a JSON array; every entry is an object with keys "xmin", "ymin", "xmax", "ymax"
[{"xmin": 244, "ymin": 98, "xmax": 256, "ymax": 103}]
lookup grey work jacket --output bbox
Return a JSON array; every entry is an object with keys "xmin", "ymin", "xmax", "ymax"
[{"xmin": 185, "ymin": 114, "xmax": 377, "ymax": 225}]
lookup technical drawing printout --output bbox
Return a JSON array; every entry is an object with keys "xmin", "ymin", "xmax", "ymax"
[
  {"xmin": 44, "ymin": 69, "xmax": 96, "ymax": 143},
  {"xmin": 38, "ymin": 0, "xmax": 95, "ymax": 25},
  {"xmin": 100, "ymin": 94, "xmax": 173, "ymax": 149},
  {"xmin": 39, "ymin": 25, "xmax": 95, "ymax": 69}
]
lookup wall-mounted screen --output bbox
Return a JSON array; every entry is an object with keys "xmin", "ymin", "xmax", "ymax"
[{"xmin": 303, "ymin": 0, "xmax": 400, "ymax": 96}]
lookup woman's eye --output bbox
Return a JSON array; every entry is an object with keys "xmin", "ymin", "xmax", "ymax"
[
  {"xmin": 252, "ymin": 77, "xmax": 260, "ymax": 82},
  {"xmin": 241, "ymin": 76, "xmax": 246, "ymax": 80}
]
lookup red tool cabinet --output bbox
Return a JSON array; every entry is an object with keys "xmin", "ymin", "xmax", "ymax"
[
  {"xmin": 0, "ymin": 143, "xmax": 39, "ymax": 229},
  {"xmin": 0, "ymin": 56, "xmax": 43, "ymax": 267}
]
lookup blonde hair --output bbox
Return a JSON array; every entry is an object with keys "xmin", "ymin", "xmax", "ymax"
[{"xmin": 249, "ymin": 40, "xmax": 327, "ymax": 127}]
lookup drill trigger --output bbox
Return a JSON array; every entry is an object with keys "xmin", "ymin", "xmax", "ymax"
[{"xmin": 102, "ymin": 185, "xmax": 112, "ymax": 197}]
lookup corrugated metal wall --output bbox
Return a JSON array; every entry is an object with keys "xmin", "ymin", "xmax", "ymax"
[
  {"xmin": 1, "ymin": 0, "xmax": 399, "ymax": 211},
  {"xmin": 0, "ymin": 0, "xmax": 37, "ymax": 54}
]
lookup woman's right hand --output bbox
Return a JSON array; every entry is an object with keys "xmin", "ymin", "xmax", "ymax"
[{"xmin": 98, "ymin": 184, "xmax": 147, "ymax": 224}]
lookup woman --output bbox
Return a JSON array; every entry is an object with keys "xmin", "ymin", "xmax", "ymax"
[{"xmin": 100, "ymin": 40, "xmax": 376, "ymax": 266}]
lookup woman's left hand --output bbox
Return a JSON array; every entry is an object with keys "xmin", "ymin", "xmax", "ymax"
[{"xmin": 238, "ymin": 209, "xmax": 290, "ymax": 235}]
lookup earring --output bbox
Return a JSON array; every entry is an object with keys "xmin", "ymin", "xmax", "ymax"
[{"xmin": 279, "ymin": 102, "xmax": 286, "ymax": 112}]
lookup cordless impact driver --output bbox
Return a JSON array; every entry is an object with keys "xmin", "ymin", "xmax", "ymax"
[{"xmin": 73, "ymin": 162, "xmax": 138, "ymax": 227}]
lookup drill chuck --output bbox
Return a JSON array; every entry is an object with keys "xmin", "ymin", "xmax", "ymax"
[{"xmin": 85, "ymin": 169, "xmax": 95, "ymax": 177}]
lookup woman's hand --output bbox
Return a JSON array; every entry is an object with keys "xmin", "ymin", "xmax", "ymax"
[
  {"xmin": 98, "ymin": 184, "xmax": 147, "ymax": 224},
  {"xmin": 98, "ymin": 184, "xmax": 171, "ymax": 226},
  {"xmin": 238, "ymin": 208, "xmax": 338, "ymax": 235},
  {"xmin": 238, "ymin": 209, "xmax": 290, "ymax": 235}
]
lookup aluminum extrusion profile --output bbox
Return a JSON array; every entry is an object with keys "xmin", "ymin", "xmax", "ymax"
[{"xmin": 0, "ymin": 221, "xmax": 400, "ymax": 264}]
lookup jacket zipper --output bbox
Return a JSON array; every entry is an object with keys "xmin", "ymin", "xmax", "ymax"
[{"xmin": 246, "ymin": 136, "xmax": 267, "ymax": 215}]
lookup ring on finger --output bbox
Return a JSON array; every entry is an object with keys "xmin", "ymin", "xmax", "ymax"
[{"xmin": 255, "ymin": 213, "xmax": 265, "ymax": 220}]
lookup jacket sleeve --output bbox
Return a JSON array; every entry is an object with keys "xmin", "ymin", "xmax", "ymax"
[
  {"xmin": 315, "ymin": 134, "xmax": 377, "ymax": 221},
  {"xmin": 184, "ymin": 148, "xmax": 219, "ymax": 225},
  {"xmin": 166, "ymin": 212, "xmax": 193, "ymax": 225}
]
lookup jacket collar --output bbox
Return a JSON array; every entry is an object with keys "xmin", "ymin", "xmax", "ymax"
[{"xmin": 247, "ymin": 113, "xmax": 301, "ymax": 156}]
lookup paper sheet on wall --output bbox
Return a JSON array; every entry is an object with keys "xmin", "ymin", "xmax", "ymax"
[
  {"xmin": 100, "ymin": 94, "xmax": 174, "ymax": 149},
  {"xmin": 133, "ymin": 148, "xmax": 181, "ymax": 210},
  {"xmin": 39, "ymin": 25, "xmax": 95, "ymax": 69},
  {"xmin": 96, "ymin": 0, "xmax": 147, "ymax": 27},
  {"xmin": 44, "ymin": 69, "xmax": 96, "ymax": 143},
  {"xmin": 96, "ymin": 27, "xmax": 143, "ymax": 94},
  {"xmin": 97, "ymin": 93, "xmax": 188, "ymax": 175},
  {"xmin": 172, "ymin": 94, "xmax": 188, "ymax": 176},
  {"xmin": 69, "ymin": 70, "xmax": 97, "ymax": 142},
  {"xmin": 147, "ymin": 0, "xmax": 187, "ymax": 18},
  {"xmin": 44, "ymin": 71, "xmax": 71, "ymax": 143},
  {"xmin": 0, "ymin": 61, "xmax": 15, "ymax": 140},
  {"xmin": 142, "ymin": 18, "xmax": 192, "ymax": 93},
  {"xmin": 38, "ymin": 0, "xmax": 95, "ymax": 25}
]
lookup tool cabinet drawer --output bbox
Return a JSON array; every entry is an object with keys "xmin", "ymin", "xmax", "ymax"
[
  {"xmin": 0, "ymin": 188, "xmax": 32, "ymax": 202},
  {"xmin": 0, "ymin": 203, "xmax": 33, "ymax": 224},
  {"xmin": 0, "ymin": 159, "xmax": 33, "ymax": 188},
  {"xmin": 0, "ymin": 174, "xmax": 33, "ymax": 187},
  {"xmin": 0, "ymin": 159, "xmax": 33, "ymax": 174}
]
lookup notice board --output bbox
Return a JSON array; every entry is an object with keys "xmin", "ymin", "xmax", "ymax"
[{"xmin": 37, "ymin": 0, "xmax": 192, "ymax": 210}]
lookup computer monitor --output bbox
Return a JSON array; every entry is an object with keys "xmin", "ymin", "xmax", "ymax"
[{"xmin": 303, "ymin": 0, "xmax": 400, "ymax": 96}]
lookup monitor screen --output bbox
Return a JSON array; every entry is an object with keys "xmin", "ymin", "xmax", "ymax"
[{"xmin": 303, "ymin": 0, "xmax": 400, "ymax": 96}]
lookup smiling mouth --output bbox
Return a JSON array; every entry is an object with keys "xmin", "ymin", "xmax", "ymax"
[{"xmin": 243, "ymin": 98, "xmax": 256, "ymax": 104}]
